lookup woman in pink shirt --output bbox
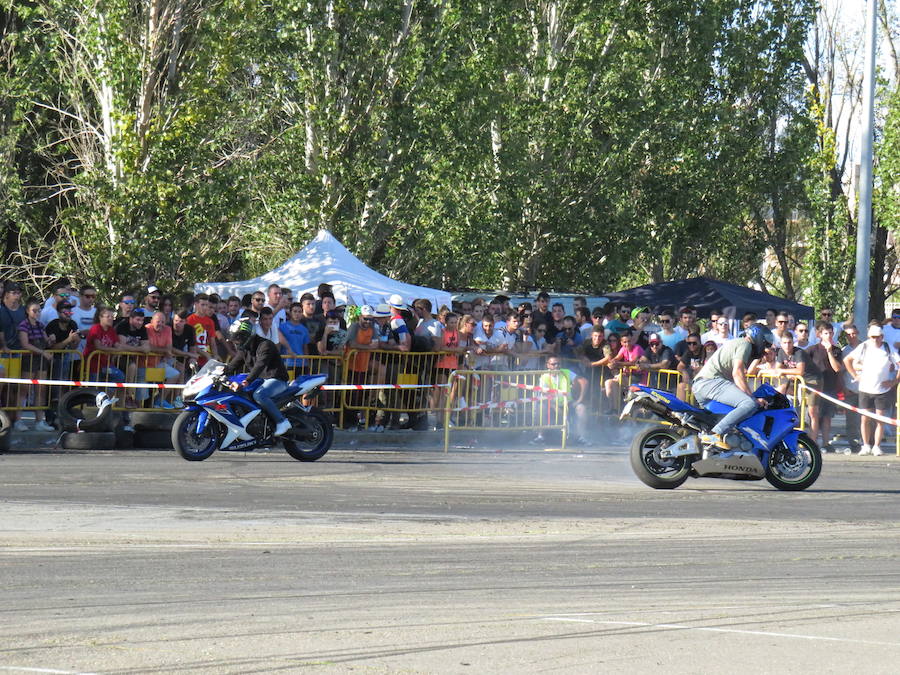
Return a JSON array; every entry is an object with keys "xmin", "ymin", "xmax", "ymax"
[{"xmin": 603, "ymin": 331, "xmax": 646, "ymax": 414}]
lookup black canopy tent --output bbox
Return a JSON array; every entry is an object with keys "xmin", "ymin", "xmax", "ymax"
[{"xmin": 603, "ymin": 277, "xmax": 814, "ymax": 321}]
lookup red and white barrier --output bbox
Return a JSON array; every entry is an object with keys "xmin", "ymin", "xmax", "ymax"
[
  {"xmin": 0, "ymin": 376, "xmax": 449, "ymax": 392},
  {"xmin": 798, "ymin": 382, "xmax": 899, "ymax": 427}
]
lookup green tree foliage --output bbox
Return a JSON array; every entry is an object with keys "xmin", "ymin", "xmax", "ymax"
[{"xmin": 4, "ymin": 0, "xmax": 827, "ymax": 304}]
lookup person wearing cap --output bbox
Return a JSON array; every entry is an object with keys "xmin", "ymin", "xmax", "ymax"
[
  {"xmin": 630, "ymin": 306, "xmax": 656, "ymax": 349},
  {"xmin": 637, "ymin": 332, "xmax": 674, "ymax": 389},
  {"xmin": 142, "ymin": 286, "xmax": 161, "ymax": 318},
  {"xmin": 385, "ymin": 294, "xmax": 411, "ymax": 352},
  {"xmin": 844, "ymin": 322, "xmax": 900, "ymax": 456}
]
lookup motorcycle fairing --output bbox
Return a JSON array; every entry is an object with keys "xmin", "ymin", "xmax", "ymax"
[
  {"xmin": 632, "ymin": 384, "xmax": 800, "ymax": 454},
  {"xmin": 631, "ymin": 385, "xmax": 705, "ymax": 413}
]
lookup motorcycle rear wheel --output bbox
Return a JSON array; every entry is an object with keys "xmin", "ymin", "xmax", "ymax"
[
  {"xmin": 172, "ymin": 410, "xmax": 221, "ymax": 461},
  {"xmin": 765, "ymin": 432, "xmax": 821, "ymax": 491},
  {"xmin": 630, "ymin": 426, "xmax": 691, "ymax": 489},
  {"xmin": 282, "ymin": 408, "xmax": 333, "ymax": 462}
]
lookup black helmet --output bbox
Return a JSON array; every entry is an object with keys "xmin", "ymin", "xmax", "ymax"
[
  {"xmin": 746, "ymin": 324, "xmax": 775, "ymax": 358},
  {"xmin": 227, "ymin": 318, "xmax": 254, "ymax": 349}
]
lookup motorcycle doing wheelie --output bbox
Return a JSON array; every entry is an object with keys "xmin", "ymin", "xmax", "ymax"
[
  {"xmin": 172, "ymin": 360, "xmax": 333, "ymax": 462},
  {"xmin": 622, "ymin": 382, "xmax": 821, "ymax": 491}
]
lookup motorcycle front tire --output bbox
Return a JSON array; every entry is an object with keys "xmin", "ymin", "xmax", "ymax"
[
  {"xmin": 283, "ymin": 408, "xmax": 333, "ymax": 462},
  {"xmin": 630, "ymin": 425, "xmax": 691, "ymax": 489},
  {"xmin": 172, "ymin": 409, "xmax": 221, "ymax": 461},
  {"xmin": 765, "ymin": 432, "xmax": 822, "ymax": 491}
]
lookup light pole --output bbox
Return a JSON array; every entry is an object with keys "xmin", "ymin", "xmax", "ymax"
[{"xmin": 854, "ymin": 0, "xmax": 877, "ymax": 328}]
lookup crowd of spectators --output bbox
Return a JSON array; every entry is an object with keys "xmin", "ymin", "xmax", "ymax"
[{"xmin": 1, "ymin": 277, "xmax": 898, "ymax": 453}]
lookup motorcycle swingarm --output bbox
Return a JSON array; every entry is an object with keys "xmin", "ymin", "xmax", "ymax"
[{"xmin": 658, "ymin": 435, "xmax": 700, "ymax": 459}]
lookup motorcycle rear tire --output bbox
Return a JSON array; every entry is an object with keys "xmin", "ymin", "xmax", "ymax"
[
  {"xmin": 630, "ymin": 425, "xmax": 691, "ymax": 489},
  {"xmin": 283, "ymin": 408, "xmax": 333, "ymax": 462},
  {"xmin": 765, "ymin": 432, "xmax": 821, "ymax": 491},
  {"xmin": 172, "ymin": 410, "xmax": 220, "ymax": 461}
]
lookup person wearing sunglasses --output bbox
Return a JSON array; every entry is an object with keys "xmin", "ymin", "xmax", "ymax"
[
  {"xmin": 115, "ymin": 293, "xmax": 137, "ymax": 329},
  {"xmin": 675, "ymin": 332, "xmax": 705, "ymax": 401},
  {"xmin": 69, "ymin": 285, "xmax": 99, "ymax": 357},
  {"xmin": 772, "ymin": 312, "xmax": 791, "ymax": 341},
  {"xmin": 881, "ymin": 309, "xmax": 900, "ymax": 352},
  {"xmin": 40, "ymin": 282, "xmax": 73, "ymax": 325},
  {"xmin": 794, "ymin": 322, "xmax": 816, "ymax": 350}
]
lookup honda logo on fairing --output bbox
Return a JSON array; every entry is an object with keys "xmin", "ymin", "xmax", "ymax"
[{"xmin": 724, "ymin": 464, "xmax": 756, "ymax": 473}]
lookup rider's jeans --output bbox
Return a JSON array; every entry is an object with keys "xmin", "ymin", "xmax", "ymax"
[
  {"xmin": 253, "ymin": 378, "xmax": 288, "ymax": 424},
  {"xmin": 691, "ymin": 377, "xmax": 758, "ymax": 436}
]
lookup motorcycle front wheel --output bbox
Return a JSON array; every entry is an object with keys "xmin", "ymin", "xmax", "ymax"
[
  {"xmin": 765, "ymin": 432, "xmax": 821, "ymax": 491},
  {"xmin": 172, "ymin": 409, "xmax": 221, "ymax": 461},
  {"xmin": 283, "ymin": 408, "xmax": 333, "ymax": 462},
  {"xmin": 630, "ymin": 425, "xmax": 691, "ymax": 489}
]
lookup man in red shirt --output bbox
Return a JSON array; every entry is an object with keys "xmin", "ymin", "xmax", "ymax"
[{"xmin": 187, "ymin": 293, "xmax": 222, "ymax": 363}]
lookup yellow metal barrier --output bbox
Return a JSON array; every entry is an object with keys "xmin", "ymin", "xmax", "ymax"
[
  {"xmin": 745, "ymin": 373, "xmax": 806, "ymax": 430},
  {"xmin": 443, "ymin": 369, "xmax": 569, "ymax": 451},
  {"xmin": 83, "ymin": 350, "xmax": 184, "ymax": 411},
  {"xmin": 341, "ymin": 349, "xmax": 455, "ymax": 429},
  {"xmin": 1, "ymin": 349, "xmax": 79, "ymax": 411},
  {"xmin": 282, "ymin": 354, "xmax": 344, "ymax": 423}
]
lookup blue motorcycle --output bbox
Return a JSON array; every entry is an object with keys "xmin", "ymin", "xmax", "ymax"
[
  {"xmin": 172, "ymin": 360, "xmax": 333, "ymax": 462},
  {"xmin": 622, "ymin": 382, "xmax": 821, "ymax": 491}
]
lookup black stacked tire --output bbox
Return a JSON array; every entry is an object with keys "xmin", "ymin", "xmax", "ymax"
[
  {"xmin": 0, "ymin": 411, "xmax": 11, "ymax": 452},
  {"xmin": 57, "ymin": 390, "xmax": 117, "ymax": 432},
  {"xmin": 134, "ymin": 429, "xmax": 174, "ymax": 449},
  {"xmin": 60, "ymin": 431, "xmax": 116, "ymax": 450},
  {"xmin": 113, "ymin": 424, "xmax": 135, "ymax": 449},
  {"xmin": 131, "ymin": 411, "xmax": 176, "ymax": 449}
]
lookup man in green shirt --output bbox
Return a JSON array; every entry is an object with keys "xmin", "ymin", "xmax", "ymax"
[
  {"xmin": 535, "ymin": 355, "xmax": 588, "ymax": 446},
  {"xmin": 691, "ymin": 324, "xmax": 775, "ymax": 449}
]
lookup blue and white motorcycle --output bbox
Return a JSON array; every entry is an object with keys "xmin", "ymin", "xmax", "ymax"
[
  {"xmin": 622, "ymin": 382, "xmax": 821, "ymax": 491},
  {"xmin": 172, "ymin": 360, "xmax": 333, "ymax": 462}
]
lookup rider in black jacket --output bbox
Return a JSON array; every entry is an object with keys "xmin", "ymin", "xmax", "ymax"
[{"xmin": 224, "ymin": 319, "xmax": 292, "ymax": 435}]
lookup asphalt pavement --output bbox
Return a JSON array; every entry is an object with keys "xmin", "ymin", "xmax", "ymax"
[{"xmin": 1, "ymin": 438, "xmax": 899, "ymax": 674}]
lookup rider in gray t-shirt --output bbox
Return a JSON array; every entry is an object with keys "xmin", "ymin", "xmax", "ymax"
[{"xmin": 691, "ymin": 324, "xmax": 775, "ymax": 449}]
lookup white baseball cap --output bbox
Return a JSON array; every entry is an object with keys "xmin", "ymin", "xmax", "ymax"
[{"xmin": 868, "ymin": 324, "xmax": 884, "ymax": 338}]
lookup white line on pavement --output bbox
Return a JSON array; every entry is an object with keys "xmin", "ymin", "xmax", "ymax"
[
  {"xmin": 540, "ymin": 617, "xmax": 900, "ymax": 647},
  {"xmin": 0, "ymin": 668, "xmax": 98, "ymax": 675}
]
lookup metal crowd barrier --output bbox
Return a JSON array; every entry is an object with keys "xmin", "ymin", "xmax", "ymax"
[
  {"xmin": 283, "ymin": 354, "xmax": 344, "ymax": 422},
  {"xmin": 443, "ymin": 369, "xmax": 569, "ymax": 451},
  {"xmin": 0, "ymin": 345, "xmax": 822, "ymax": 439},
  {"xmin": 341, "ymin": 349, "xmax": 451, "ymax": 429},
  {"xmin": 83, "ymin": 350, "xmax": 186, "ymax": 410},
  {"xmin": 1, "ymin": 349, "xmax": 79, "ymax": 411}
]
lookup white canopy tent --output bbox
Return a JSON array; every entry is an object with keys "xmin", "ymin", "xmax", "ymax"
[{"xmin": 194, "ymin": 229, "xmax": 452, "ymax": 311}]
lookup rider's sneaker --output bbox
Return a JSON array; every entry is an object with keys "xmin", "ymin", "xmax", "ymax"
[
  {"xmin": 858, "ymin": 444, "xmax": 872, "ymax": 456},
  {"xmin": 274, "ymin": 419, "xmax": 292, "ymax": 436},
  {"xmin": 34, "ymin": 421, "xmax": 55, "ymax": 432},
  {"xmin": 698, "ymin": 432, "xmax": 730, "ymax": 451},
  {"xmin": 871, "ymin": 445, "xmax": 884, "ymax": 456}
]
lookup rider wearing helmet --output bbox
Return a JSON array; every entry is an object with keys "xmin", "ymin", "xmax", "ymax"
[
  {"xmin": 224, "ymin": 318, "xmax": 292, "ymax": 436},
  {"xmin": 691, "ymin": 323, "xmax": 775, "ymax": 450}
]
